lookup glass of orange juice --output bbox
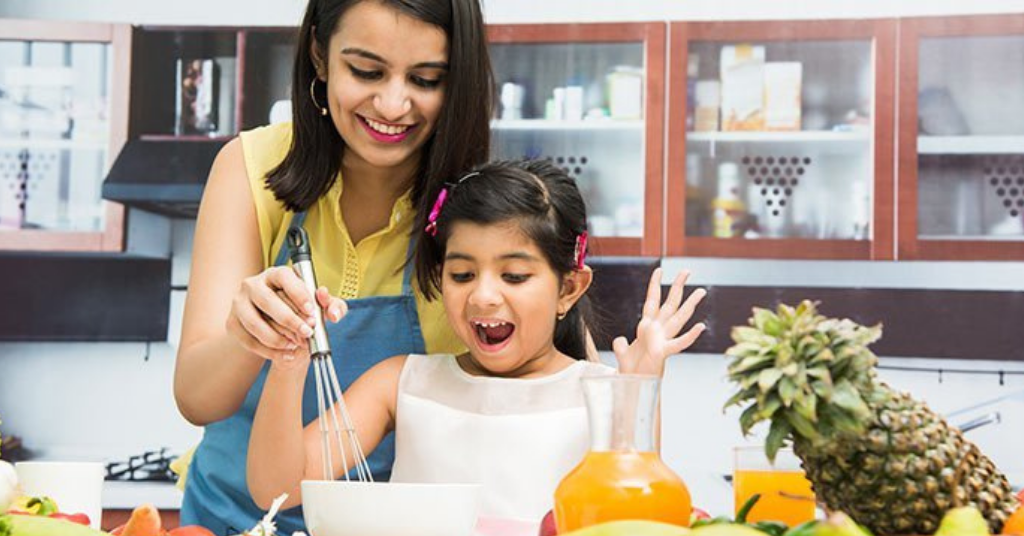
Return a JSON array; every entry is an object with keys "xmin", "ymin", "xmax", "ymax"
[{"xmin": 733, "ymin": 446, "xmax": 816, "ymax": 526}]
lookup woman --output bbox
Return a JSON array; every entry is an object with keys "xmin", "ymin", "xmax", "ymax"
[{"xmin": 173, "ymin": 0, "xmax": 493, "ymax": 533}]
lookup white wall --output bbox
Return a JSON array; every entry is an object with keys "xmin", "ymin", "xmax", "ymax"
[{"xmin": 1, "ymin": 0, "xmax": 1024, "ymax": 519}]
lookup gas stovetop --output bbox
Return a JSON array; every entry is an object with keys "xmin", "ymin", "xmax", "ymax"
[{"xmin": 105, "ymin": 448, "xmax": 178, "ymax": 482}]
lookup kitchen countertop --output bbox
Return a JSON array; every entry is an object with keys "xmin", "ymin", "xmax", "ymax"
[{"xmin": 103, "ymin": 481, "xmax": 182, "ymax": 510}]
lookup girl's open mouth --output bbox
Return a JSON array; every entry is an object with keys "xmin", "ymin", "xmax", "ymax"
[{"xmin": 472, "ymin": 320, "xmax": 515, "ymax": 351}]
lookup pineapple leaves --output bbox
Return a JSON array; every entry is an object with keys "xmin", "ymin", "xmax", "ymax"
[
  {"xmin": 739, "ymin": 403, "xmax": 761, "ymax": 436},
  {"xmin": 779, "ymin": 376, "xmax": 798, "ymax": 407},
  {"xmin": 832, "ymin": 380, "xmax": 872, "ymax": 420},
  {"xmin": 726, "ymin": 300, "xmax": 885, "ymax": 446},
  {"xmin": 786, "ymin": 410, "xmax": 821, "ymax": 441},
  {"xmin": 727, "ymin": 352, "xmax": 775, "ymax": 375},
  {"xmin": 758, "ymin": 368, "xmax": 784, "ymax": 391},
  {"xmin": 765, "ymin": 418, "xmax": 793, "ymax": 462},
  {"xmin": 753, "ymin": 308, "xmax": 785, "ymax": 337}
]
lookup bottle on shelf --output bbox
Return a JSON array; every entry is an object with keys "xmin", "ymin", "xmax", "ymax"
[{"xmin": 712, "ymin": 162, "xmax": 747, "ymax": 238}]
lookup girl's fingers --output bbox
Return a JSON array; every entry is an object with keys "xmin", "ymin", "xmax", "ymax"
[
  {"xmin": 665, "ymin": 287, "xmax": 708, "ymax": 336},
  {"xmin": 641, "ymin": 268, "xmax": 662, "ymax": 320},
  {"xmin": 660, "ymin": 270, "xmax": 690, "ymax": 320},
  {"xmin": 665, "ymin": 323, "xmax": 707, "ymax": 355},
  {"xmin": 612, "ymin": 336, "xmax": 633, "ymax": 372}
]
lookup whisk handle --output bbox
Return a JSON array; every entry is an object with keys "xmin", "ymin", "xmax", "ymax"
[{"xmin": 287, "ymin": 227, "xmax": 331, "ymax": 357}]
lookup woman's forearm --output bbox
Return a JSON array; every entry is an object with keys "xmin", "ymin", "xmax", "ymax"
[
  {"xmin": 174, "ymin": 335, "xmax": 265, "ymax": 425},
  {"xmin": 248, "ymin": 361, "xmax": 309, "ymax": 510}
]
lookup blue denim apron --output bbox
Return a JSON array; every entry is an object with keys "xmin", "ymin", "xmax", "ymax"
[{"xmin": 181, "ymin": 211, "xmax": 426, "ymax": 535}]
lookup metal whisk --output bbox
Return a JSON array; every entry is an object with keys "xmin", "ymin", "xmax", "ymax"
[{"xmin": 287, "ymin": 227, "xmax": 374, "ymax": 482}]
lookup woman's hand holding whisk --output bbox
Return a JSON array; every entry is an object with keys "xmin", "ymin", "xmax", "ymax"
[
  {"xmin": 612, "ymin": 268, "xmax": 706, "ymax": 377},
  {"xmin": 226, "ymin": 265, "xmax": 348, "ymax": 362}
]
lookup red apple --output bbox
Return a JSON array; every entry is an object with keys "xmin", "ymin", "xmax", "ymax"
[
  {"xmin": 538, "ymin": 509, "xmax": 557, "ymax": 536},
  {"xmin": 168, "ymin": 526, "xmax": 217, "ymax": 536}
]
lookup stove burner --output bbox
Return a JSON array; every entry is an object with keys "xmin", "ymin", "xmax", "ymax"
[{"xmin": 105, "ymin": 448, "xmax": 178, "ymax": 482}]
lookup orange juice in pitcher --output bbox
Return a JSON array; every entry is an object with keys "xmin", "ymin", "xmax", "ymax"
[{"xmin": 554, "ymin": 375, "xmax": 692, "ymax": 532}]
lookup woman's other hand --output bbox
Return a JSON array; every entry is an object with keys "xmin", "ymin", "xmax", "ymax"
[
  {"xmin": 612, "ymin": 268, "xmax": 706, "ymax": 376},
  {"xmin": 226, "ymin": 265, "xmax": 348, "ymax": 362}
]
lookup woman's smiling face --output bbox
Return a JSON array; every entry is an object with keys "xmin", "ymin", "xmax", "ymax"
[
  {"xmin": 317, "ymin": 1, "xmax": 448, "ymax": 174},
  {"xmin": 441, "ymin": 220, "xmax": 578, "ymax": 378}
]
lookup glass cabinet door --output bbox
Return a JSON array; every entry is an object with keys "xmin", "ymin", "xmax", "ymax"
[
  {"xmin": 0, "ymin": 21, "xmax": 129, "ymax": 251},
  {"xmin": 667, "ymin": 21, "xmax": 896, "ymax": 260},
  {"xmin": 899, "ymin": 16, "xmax": 1024, "ymax": 260},
  {"xmin": 488, "ymin": 24, "xmax": 666, "ymax": 256}
]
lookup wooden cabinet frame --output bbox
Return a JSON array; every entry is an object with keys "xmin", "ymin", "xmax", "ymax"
[
  {"xmin": 897, "ymin": 15, "xmax": 1024, "ymax": 261},
  {"xmin": 0, "ymin": 19, "xmax": 131, "ymax": 252},
  {"xmin": 487, "ymin": 23, "xmax": 667, "ymax": 257},
  {"xmin": 666, "ymin": 20, "xmax": 897, "ymax": 260}
]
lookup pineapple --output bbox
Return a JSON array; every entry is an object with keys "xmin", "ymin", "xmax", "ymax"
[{"xmin": 725, "ymin": 301, "xmax": 1019, "ymax": 535}]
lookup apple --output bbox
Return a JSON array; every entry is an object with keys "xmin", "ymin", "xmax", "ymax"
[{"xmin": 538, "ymin": 509, "xmax": 557, "ymax": 536}]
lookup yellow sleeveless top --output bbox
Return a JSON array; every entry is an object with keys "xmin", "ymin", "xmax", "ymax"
[{"xmin": 239, "ymin": 122, "xmax": 462, "ymax": 354}]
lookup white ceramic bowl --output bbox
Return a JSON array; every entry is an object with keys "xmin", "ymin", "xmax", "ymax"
[{"xmin": 301, "ymin": 480, "xmax": 482, "ymax": 536}]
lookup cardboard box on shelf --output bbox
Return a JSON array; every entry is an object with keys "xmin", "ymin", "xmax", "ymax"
[
  {"xmin": 764, "ymin": 62, "xmax": 802, "ymax": 131},
  {"xmin": 720, "ymin": 44, "xmax": 765, "ymax": 131}
]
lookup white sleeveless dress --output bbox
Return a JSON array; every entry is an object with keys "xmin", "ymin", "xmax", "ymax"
[{"xmin": 390, "ymin": 354, "xmax": 616, "ymax": 525}]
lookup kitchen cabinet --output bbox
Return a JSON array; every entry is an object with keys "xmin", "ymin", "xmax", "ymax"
[
  {"xmin": 665, "ymin": 20, "xmax": 897, "ymax": 260},
  {"xmin": 897, "ymin": 15, "xmax": 1024, "ymax": 260},
  {"xmin": 487, "ymin": 23, "xmax": 666, "ymax": 256},
  {"xmin": 104, "ymin": 26, "xmax": 296, "ymax": 218},
  {"xmin": 0, "ymin": 19, "xmax": 131, "ymax": 251}
]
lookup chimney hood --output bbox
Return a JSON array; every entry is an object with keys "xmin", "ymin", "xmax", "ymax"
[{"xmin": 102, "ymin": 138, "xmax": 227, "ymax": 218}]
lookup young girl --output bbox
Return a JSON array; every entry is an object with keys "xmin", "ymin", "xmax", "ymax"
[{"xmin": 247, "ymin": 159, "xmax": 707, "ymax": 526}]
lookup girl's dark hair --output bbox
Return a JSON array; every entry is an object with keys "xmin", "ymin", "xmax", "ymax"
[
  {"xmin": 416, "ymin": 159, "xmax": 595, "ymax": 360},
  {"xmin": 266, "ymin": 0, "xmax": 494, "ymax": 218}
]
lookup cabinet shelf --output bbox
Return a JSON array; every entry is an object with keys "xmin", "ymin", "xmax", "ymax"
[
  {"xmin": 688, "ymin": 130, "xmax": 870, "ymax": 144},
  {"xmin": 138, "ymin": 134, "xmax": 233, "ymax": 142},
  {"xmin": 491, "ymin": 119, "xmax": 643, "ymax": 131},
  {"xmin": 917, "ymin": 135, "xmax": 1024, "ymax": 155},
  {"xmin": 0, "ymin": 137, "xmax": 109, "ymax": 150}
]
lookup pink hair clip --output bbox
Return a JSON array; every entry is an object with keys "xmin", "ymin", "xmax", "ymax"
[
  {"xmin": 423, "ymin": 172, "xmax": 480, "ymax": 237},
  {"xmin": 424, "ymin": 187, "xmax": 449, "ymax": 236},
  {"xmin": 574, "ymin": 231, "xmax": 588, "ymax": 269}
]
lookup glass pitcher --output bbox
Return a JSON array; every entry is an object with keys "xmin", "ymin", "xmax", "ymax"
[{"xmin": 554, "ymin": 375, "xmax": 692, "ymax": 532}]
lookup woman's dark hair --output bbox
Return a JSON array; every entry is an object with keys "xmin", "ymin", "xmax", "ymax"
[
  {"xmin": 416, "ymin": 159, "xmax": 595, "ymax": 360},
  {"xmin": 266, "ymin": 0, "xmax": 494, "ymax": 217}
]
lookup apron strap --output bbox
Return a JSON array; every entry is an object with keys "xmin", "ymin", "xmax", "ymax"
[
  {"xmin": 274, "ymin": 211, "xmax": 307, "ymax": 267},
  {"xmin": 400, "ymin": 235, "xmax": 417, "ymax": 297}
]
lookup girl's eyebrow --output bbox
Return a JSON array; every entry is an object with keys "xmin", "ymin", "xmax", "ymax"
[
  {"xmin": 341, "ymin": 47, "xmax": 449, "ymax": 70},
  {"xmin": 445, "ymin": 251, "xmax": 541, "ymax": 262}
]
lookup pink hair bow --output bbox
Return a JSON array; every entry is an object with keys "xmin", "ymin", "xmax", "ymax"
[
  {"xmin": 574, "ymin": 231, "xmax": 588, "ymax": 269},
  {"xmin": 424, "ymin": 187, "xmax": 449, "ymax": 236}
]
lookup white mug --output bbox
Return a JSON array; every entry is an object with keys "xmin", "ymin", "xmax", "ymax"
[{"xmin": 15, "ymin": 461, "xmax": 105, "ymax": 529}]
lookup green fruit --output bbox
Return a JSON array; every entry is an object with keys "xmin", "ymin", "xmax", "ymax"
[
  {"xmin": 691, "ymin": 523, "xmax": 771, "ymax": 536},
  {"xmin": 562, "ymin": 520, "xmax": 691, "ymax": 536},
  {"xmin": 810, "ymin": 513, "xmax": 873, "ymax": 536},
  {"xmin": 8, "ymin": 514, "xmax": 110, "ymax": 536},
  {"xmin": 935, "ymin": 506, "xmax": 990, "ymax": 536}
]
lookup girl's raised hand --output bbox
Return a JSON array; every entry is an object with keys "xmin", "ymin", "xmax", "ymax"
[
  {"xmin": 612, "ymin": 268, "xmax": 706, "ymax": 376},
  {"xmin": 225, "ymin": 265, "xmax": 348, "ymax": 363}
]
